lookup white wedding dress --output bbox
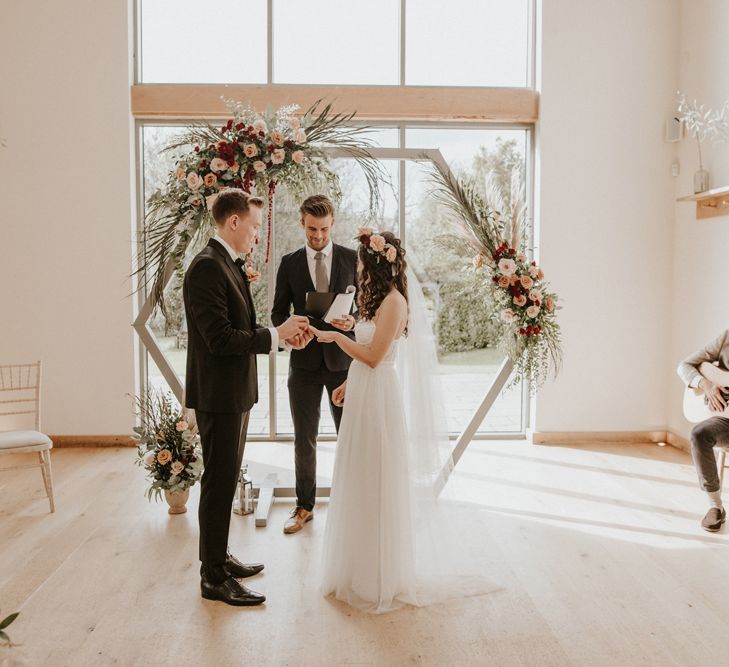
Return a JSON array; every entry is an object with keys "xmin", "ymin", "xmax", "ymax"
[{"xmin": 321, "ymin": 307, "xmax": 498, "ymax": 614}]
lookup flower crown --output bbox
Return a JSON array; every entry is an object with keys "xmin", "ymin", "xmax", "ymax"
[{"xmin": 355, "ymin": 227, "xmax": 399, "ymax": 264}]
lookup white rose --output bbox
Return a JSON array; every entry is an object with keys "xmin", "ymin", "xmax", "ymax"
[
  {"xmin": 292, "ymin": 150, "xmax": 304, "ymax": 164},
  {"xmin": 143, "ymin": 450, "xmax": 156, "ymax": 466},
  {"xmin": 185, "ymin": 172, "xmax": 202, "ymax": 191},
  {"xmin": 271, "ymin": 148, "xmax": 286, "ymax": 164},
  {"xmin": 253, "ymin": 160, "xmax": 267, "ymax": 172},
  {"xmin": 526, "ymin": 304, "xmax": 540, "ymax": 319},
  {"xmin": 170, "ymin": 461, "xmax": 184, "ymax": 475},
  {"xmin": 497, "ymin": 258, "xmax": 517, "ymax": 276},
  {"xmin": 253, "ymin": 119, "xmax": 267, "ymax": 134},
  {"xmin": 500, "ymin": 309, "xmax": 515, "ymax": 323},
  {"xmin": 210, "ymin": 157, "xmax": 229, "ymax": 173}
]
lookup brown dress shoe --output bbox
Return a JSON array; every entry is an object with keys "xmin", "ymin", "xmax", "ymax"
[
  {"xmin": 284, "ymin": 507, "xmax": 313, "ymax": 534},
  {"xmin": 701, "ymin": 506, "xmax": 726, "ymax": 532}
]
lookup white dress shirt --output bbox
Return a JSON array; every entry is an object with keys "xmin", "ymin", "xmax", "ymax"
[
  {"xmin": 305, "ymin": 240, "xmax": 333, "ymax": 288},
  {"xmin": 213, "ymin": 234, "xmax": 278, "ymax": 351}
]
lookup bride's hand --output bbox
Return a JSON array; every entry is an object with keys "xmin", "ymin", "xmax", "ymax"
[
  {"xmin": 309, "ymin": 326, "xmax": 337, "ymax": 343},
  {"xmin": 332, "ymin": 381, "xmax": 346, "ymax": 407}
]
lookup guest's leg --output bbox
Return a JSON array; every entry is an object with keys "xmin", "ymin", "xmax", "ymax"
[
  {"xmin": 289, "ymin": 368, "xmax": 324, "ymax": 512},
  {"xmin": 690, "ymin": 417, "xmax": 729, "ymax": 494},
  {"xmin": 196, "ymin": 409, "xmax": 244, "ymax": 582},
  {"xmin": 325, "ymin": 369, "xmax": 350, "ymax": 433}
]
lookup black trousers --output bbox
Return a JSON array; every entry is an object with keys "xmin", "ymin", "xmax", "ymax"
[
  {"xmin": 289, "ymin": 366, "xmax": 348, "ymax": 511},
  {"xmin": 690, "ymin": 416, "xmax": 729, "ymax": 493},
  {"xmin": 196, "ymin": 409, "xmax": 250, "ymax": 581}
]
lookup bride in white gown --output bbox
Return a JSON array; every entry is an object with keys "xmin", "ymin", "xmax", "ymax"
[{"xmin": 310, "ymin": 229, "xmax": 496, "ymax": 614}]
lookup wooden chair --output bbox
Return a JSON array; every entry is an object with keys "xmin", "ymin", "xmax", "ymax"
[{"xmin": 0, "ymin": 361, "xmax": 55, "ymax": 512}]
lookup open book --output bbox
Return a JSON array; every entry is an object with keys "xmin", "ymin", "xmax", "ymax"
[{"xmin": 305, "ymin": 286, "xmax": 356, "ymax": 323}]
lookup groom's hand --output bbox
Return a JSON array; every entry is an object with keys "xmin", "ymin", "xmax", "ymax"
[
  {"xmin": 332, "ymin": 382, "xmax": 346, "ymax": 407},
  {"xmin": 277, "ymin": 315, "xmax": 309, "ymax": 341},
  {"xmin": 330, "ymin": 315, "xmax": 355, "ymax": 332},
  {"xmin": 285, "ymin": 329, "xmax": 314, "ymax": 350}
]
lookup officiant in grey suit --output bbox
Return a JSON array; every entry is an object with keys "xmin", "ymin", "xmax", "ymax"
[{"xmin": 271, "ymin": 195, "xmax": 357, "ymax": 534}]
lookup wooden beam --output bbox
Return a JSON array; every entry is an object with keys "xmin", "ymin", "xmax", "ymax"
[
  {"xmin": 131, "ymin": 84, "xmax": 539, "ymax": 123},
  {"xmin": 532, "ymin": 431, "xmax": 668, "ymax": 446},
  {"xmin": 50, "ymin": 435, "xmax": 136, "ymax": 448}
]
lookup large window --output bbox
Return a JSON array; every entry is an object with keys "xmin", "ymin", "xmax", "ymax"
[{"xmin": 135, "ymin": 0, "xmax": 536, "ymax": 440}]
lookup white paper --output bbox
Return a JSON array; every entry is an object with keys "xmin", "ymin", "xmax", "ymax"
[{"xmin": 324, "ymin": 290, "xmax": 355, "ymax": 323}]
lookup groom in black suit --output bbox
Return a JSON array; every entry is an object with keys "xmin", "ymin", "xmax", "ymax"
[
  {"xmin": 184, "ymin": 189, "xmax": 309, "ymax": 606},
  {"xmin": 272, "ymin": 194, "xmax": 357, "ymax": 534}
]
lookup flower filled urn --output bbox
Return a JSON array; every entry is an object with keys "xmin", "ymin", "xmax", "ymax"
[{"xmin": 164, "ymin": 488, "xmax": 190, "ymax": 514}]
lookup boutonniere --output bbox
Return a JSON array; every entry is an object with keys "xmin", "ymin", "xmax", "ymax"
[{"xmin": 245, "ymin": 266, "xmax": 261, "ymax": 283}]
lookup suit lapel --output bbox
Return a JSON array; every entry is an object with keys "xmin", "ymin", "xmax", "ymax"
[
  {"xmin": 296, "ymin": 247, "xmax": 315, "ymax": 292},
  {"xmin": 208, "ymin": 239, "xmax": 254, "ymax": 321},
  {"xmin": 329, "ymin": 245, "xmax": 341, "ymax": 292}
]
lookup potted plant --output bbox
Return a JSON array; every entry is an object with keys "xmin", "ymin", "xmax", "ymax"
[{"xmin": 132, "ymin": 390, "xmax": 203, "ymax": 514}]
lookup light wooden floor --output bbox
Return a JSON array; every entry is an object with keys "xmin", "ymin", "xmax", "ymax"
[{"xmin": 1, "ymin": 440, "xmax": 728, "ymax": 666}]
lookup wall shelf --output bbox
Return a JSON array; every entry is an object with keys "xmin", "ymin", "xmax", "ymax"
[{"xmin": 677, "ymin": 185, "xmax": 729, "ymax": 219}]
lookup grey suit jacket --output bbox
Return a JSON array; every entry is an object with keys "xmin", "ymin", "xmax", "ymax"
[{"xmin": 677, "ymin": 329, "xmax": 729, "ymax": 387}]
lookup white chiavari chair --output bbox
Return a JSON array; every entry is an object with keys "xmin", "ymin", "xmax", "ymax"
[{"xmin": 0, "ymin": 361, "xmax": 55, "ymax": 512}]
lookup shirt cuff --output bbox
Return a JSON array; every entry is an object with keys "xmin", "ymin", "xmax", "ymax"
[
  {"xmin": 689, "ymin": 373, "xmax": 702, "ymax": 389},
  {"xmin": 268, "ymin": 327, "xmax": 279, "ymax": 353}
]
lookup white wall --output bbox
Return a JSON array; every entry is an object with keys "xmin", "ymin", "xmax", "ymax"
[
  {"xmin": 534, "ymin": 0, "xmax": 680, "ymax": 432},
  {"xmin": 0, "ymin": 1, "xmax": 136, "ymax": 434},
  {"xmin": 667, "ymin": 0, "xmax": 729, "ymax": 438}
]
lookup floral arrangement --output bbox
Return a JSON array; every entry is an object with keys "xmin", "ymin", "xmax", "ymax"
[
  {"xmin": 355, "ymin": 227, "xmax": 399, "ymax": 265},
  {"xmin": 429, "ymin": 162, "xmax": 562, "ymax": 392},
  {"xmin": 0, "ymin": 610, "xmax": 19, "ymax": 647},
  {"xmin": 137, "ymin": 99, "xmax": 383, "ymax": 313},
  {"xmin": 132, "ymin": 390, "xmax": 203, "ymax": 501}
]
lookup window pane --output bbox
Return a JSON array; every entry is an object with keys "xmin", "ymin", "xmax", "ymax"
[
  {"xmin": 406, "ymin": 0, "xmax": 530, "ymax": 87},
  {"xmin": 273, "ymin": 0, "xmax": 399, "ymax": 84},
  {"xmin": 140, "ymin": 0, "xmax": 267, "ymax": 83},
  {"xmin": 405, "ymin": 128, "xmax": 528, "ymax": 433}
]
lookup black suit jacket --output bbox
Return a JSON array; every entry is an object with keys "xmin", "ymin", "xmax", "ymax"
[
  {"xmin": 183, "ymin": 239, "xmax": 272, "ymax": 413},
  {"xmin": 271, "ymin": 244, "xmax": 357, "ymax": 372}
]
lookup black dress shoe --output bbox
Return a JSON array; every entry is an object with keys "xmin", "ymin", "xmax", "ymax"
[
  {"xmin": 701, "ymin": 506, "xmax": 726, "ymax": 532},
  {"xmin": 225, "ymin": 552, "xmax": 265, "ymax": 579},
  {"xmin": 201, "ymin": 574, "xmax": 266, "ymax": 606}
]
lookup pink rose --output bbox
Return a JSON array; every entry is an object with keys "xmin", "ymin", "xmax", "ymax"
[
  {"xmin": 519, "ymin": 275, "xmax": 534, "ymax": 290},
  {"xmin": 295, "ymin": 129, "xmax": 307, "ymax": 143},
  {"xmin": 210, "ymin": 157, "xmax": 228, "ymax": 173},
  {"xmin": 385, "ymin": 245, "xmax": 397, "ymax": 262},
  {"xmin": 544, "ymin": 296, "xmax": 555, "ymax": 312},
  {"xmin": 243, "ymin": 143, "xmax": 259, "ymax": 158},
  {"xmin": 516, "ymin": 253, "xmax": 527, "ymax": 262},
  {"xmin": 175, "ymin": 420, "xmax": 189, "ymax": 432},
  {"xmin": 292, "ymin": 150, "xmax": 304, "ymax": 164},
  {"xmin": 271, "ymin": 148, "xmax": 286, "ymax": 164},
  {"xmin": 497, "ymin": 275, "xmax": 510, "ymax": 288},
  {"xmin": 157, "ymin": 449, "xmax": 172, "ymax": 465},
  {"xmin": 369, "ymin": 234, "xmax": 386, "ymax": 252},
  {"xmin": 253, "ymin": 119, "xmax": 267, "ymax": 134},
  {"xmin": 203, "ymin": 173, "xmax": 217, "ymax": 188},
  {"xmin": 253, "ymin": 160, "xmax": 267, "ymax": 172},
  {"xmin": 537, "ymin": 268, "xmax": 545, "ymax": 280},
  {"xmin": 185, "ymin": 172, "xmax": 202, "ymax": 191},
  {"xmin": 526, "ymin": 304, "xmax": 540, "ymax": 319},
  {"xmin": 175, "ymin": 167, "xmax": 185, "ymax": 181},
  {"xmin": 528, "ymin": 289, "xmax": 543, "ymax": 303},
  {"xmin": 500, "ymin": 309, "xmax": 516, "ymax": 323},
  {"xmin": 528, "ymin": 265, "xmax": 539, "ymax": 279},
  {"xmin": 170, "ymin": 461, "xmax": 184, "ymax": 475},
  {"xmin": 288, "ymin": 117, "xmax": 301, "ymax": 130},
  {"xmin": 513, "ymin": 294, "xmax": 527, "ymax": 307},
  {"xmin": 497, "ymin": 258, "xmax": 516, "ymax": 276},
  {"xmin": 271, "ymin": 131, "xmax": 285, "ymax": 146}
]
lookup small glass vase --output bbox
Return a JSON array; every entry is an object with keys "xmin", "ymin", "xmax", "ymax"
[{"xmin": 694, "ymin": 168, "xmax": 710, "ymax": 194}]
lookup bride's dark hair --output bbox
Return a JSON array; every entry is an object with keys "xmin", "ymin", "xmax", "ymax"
[{"xmin": 356, "ymin": 231, "xmax": 408, "ymax": 329}]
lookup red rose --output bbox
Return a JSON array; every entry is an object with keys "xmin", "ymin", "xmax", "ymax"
[
  {"xmin": 519, "ymin": 328, "xmax": 526, "ymax": 335},
  {"xmin": 194, "ymin": 146, "xmax": 200, "ymax": 152},
  {"xmin": 236, "ymin": 123, "xmax": 244, "ymax": 130},
  {"xmin": 258, "ymin": 131, "xmax": 264, "ymax": 137}
]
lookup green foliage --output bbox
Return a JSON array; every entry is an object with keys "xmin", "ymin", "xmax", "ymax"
[{"xmin": 0, "ymin": 610, "xmax": 19, "ymax": 646}]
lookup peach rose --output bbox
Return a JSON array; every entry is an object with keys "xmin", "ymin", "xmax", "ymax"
[
  {"xmin": 357, "ymin": 227, "xmax": 373, "ymax": 237},
  {"xmin": 203, "ymin": 173, "xmax": 217, "ymax": 188},
  {"xmin": 385, "ymin": 245, "xmax": 397, "ymax": 263},
  {"xmin": 526, "ymin": 304, "xmax": 540, "ymax": 319},
  {"xmin": 509, "ymin": 274, "xmax": 520, "ymax": 285},
  {"xmin": 369, "ymin": 234, "xmax": 386, "ymax": 252},
  {"xmin": 175, "ymin": 420, "xmax": 189, "ymax": 432},
  {"xmin": 271, "ymin": 131, "xmax": 285, "ymax": 146},
  {"xmin": 271, "ymin": 148, "xmax": 286, "ymax": 164},
  {"xmin": 519, "ymin": 275, "xmax": 534, "ymax": 290},
  {"xmin": 292, "ymin": 150, "xmax": 304, "ymax": 164},
  {"xmin": 170, "ymin": 461, "xmax": 184, "ymax": 475},
  {"xmin": 288, "ymin": 117, "xmax": 301, "ymax": 130},
  {"xmin": 210, "ymin": 157, "xmax": 228, "ymax": 173},
  {"xmin": 528, "ymin": 265, "xmax": 539, "ymax": 279},
  {"xmin": 246, "ymin": 266, "xmax": 261, "ymax": 283},
  {"xmin": 253, "ymin": 119, "xmax": 267, "ymax": 134},
  {"xmin": 157, "ymin": 449, "xmax": 172, "ymax": 465},
  {"xmin": 497, "ymin": 275, "xmax": 510, "ymax": 288},
  {"xmin": 186, "ymin": 172, "xmax": 203, "ymax": 191},
  {"xmin": 190, "ymin": 197, "xmax": 202, "ymax": 207},
  {"xmin": 497, "ymin": 258, "xmax": 516, "ymax": 276},
  {"xmin": 537, "ymin": 268, "xmax": 545, "ymax": 280},
  {"xmin": 472, "ymin": 255, "xmax": 484, "ymax": 269},
  {"xmin": 229, "ymin": 162, "xmax": 240, "ymax": 173},
  {"xmin": 516, "ymin": 253, "xmax": 527, "ymax": 262},
  {"xmin": 175, "ymin": 167, "xmax": 185, "ymax": 181},
  {"xmin": 500, "ymin": 309, "xmax": 516, "ymax": 323},
  {"xmin": 243, "ymin": 143, "xmax": 259, "ymax": 158},
  {"xmin": 513, "ymin": 294, "xmax": 527, "ymax": 307},
  {"xmin": 544, "ymin": 296, "xmax": 555, "ymax": 312},
  {"xmin": 253, "ymin": 160, "xmax": 267, "ymax": 172},
  {"xmin": 295, "ymin": 129, "xmax": 307, "ymax": 143}
]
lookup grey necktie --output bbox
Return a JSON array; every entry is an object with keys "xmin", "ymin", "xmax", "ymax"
[{"xmin": 314, "ymin": 252, "xmax": 328, "ymax": 292}]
